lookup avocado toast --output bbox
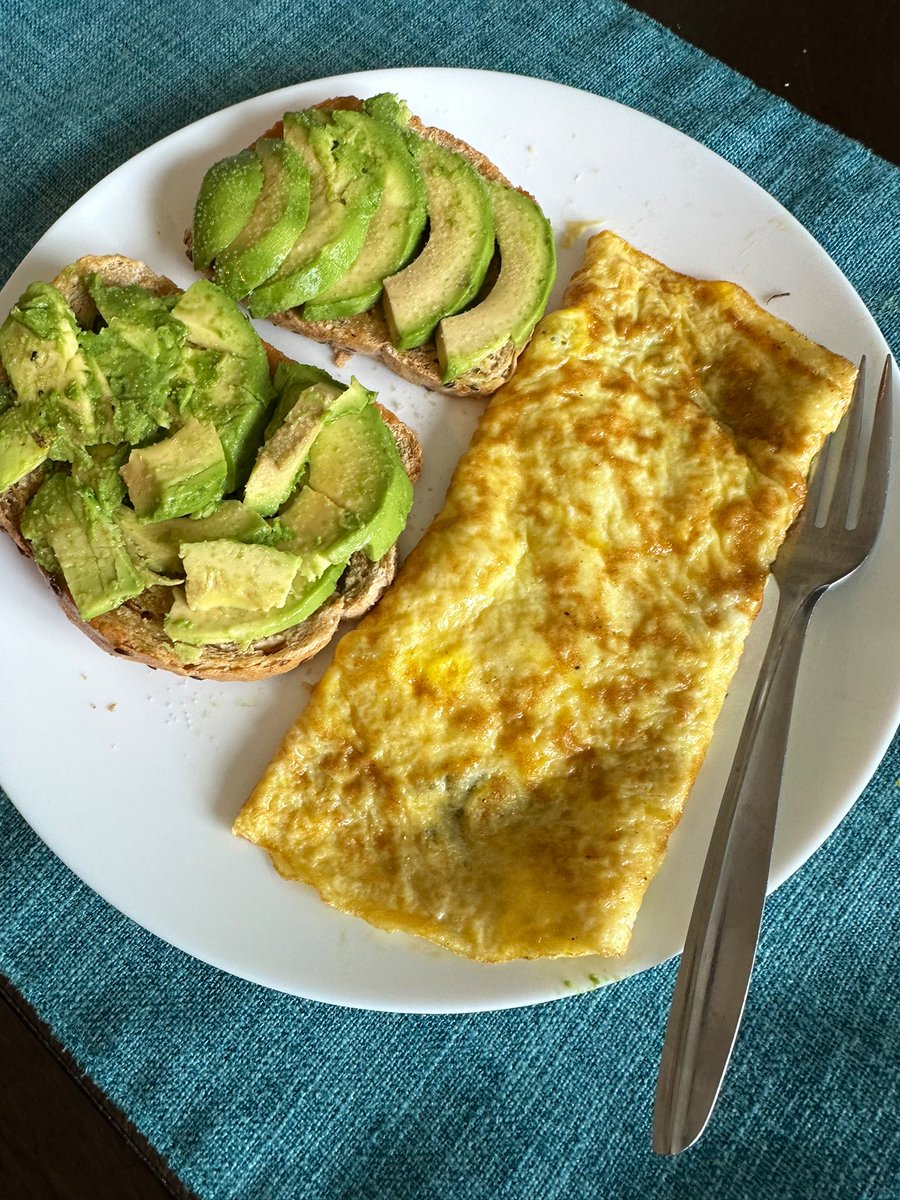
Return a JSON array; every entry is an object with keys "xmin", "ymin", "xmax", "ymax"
[
  {"xmin": 0, "ymin": 255, "xmax": 421, "ymax": 680},
  {"xmin": 188, "ymin": 95, "xmax": 557, "ymax": 398}
]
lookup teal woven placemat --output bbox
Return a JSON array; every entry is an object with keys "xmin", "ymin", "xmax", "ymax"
[{"xmin": 2, "ymin": 2, "xmax": 900, "ymax": 1197}]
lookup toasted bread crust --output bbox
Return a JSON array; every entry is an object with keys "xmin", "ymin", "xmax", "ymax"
[
  {"xmin": 0, "ymin": 256, "xmax": 422, "ymax": 681},
  {"xmin": 186, "ymin": 98, "xmax": 537, "ymax": 397}
]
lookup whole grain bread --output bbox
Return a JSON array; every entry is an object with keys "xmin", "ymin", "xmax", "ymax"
[
  {"xmin": 0, "ymin": 255, "xmax": 422, "ymax": 681},
  {"xmin": 186, "ymin": 97, "xmax": 537, "ymax": 398}
]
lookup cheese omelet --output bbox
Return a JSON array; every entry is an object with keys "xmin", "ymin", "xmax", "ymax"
[{"xmin": 234, "ymin": 231, "xmax": 856, "ymax": 961}]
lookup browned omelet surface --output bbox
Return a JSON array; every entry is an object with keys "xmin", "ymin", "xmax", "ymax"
[{"xmin": 233, "ymin": 231, "xmax": 856, "ymax": 962}]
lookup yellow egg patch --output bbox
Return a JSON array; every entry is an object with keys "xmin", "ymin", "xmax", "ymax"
[{"xmin": 234, "ymin": 231, "xmax": 856, "ymax": 962}]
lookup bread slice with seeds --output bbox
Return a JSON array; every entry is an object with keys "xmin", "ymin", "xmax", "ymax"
[{"xmin": 0, "ymin": 255, "xmax": 421, "ymax": 681}]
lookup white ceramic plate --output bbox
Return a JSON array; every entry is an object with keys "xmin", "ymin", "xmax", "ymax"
[{"xmin": 1, "ymin": 68, "xmax": 895, "ymax": 1013}]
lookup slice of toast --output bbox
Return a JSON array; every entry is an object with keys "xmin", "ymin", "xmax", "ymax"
[
  {"xmin": 0, "ymin": 255, "xmax": 422, "ymax": 681},
  {"xmin": 186, "ymin": 98, "xmax": 542, "ymax": 398}
]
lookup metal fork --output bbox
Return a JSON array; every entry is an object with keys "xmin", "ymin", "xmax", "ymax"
[{"xmin": 653, "ymin": 354, "xmax": 893, "ymax": 1156}]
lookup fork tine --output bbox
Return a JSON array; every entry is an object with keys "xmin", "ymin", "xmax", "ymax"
[
  {"xmin": 804, "ymin": 430, "xmax": 836, "ymax": 526},
  {"xmin": 801, "ymin": 359, "xmax": 865, "ymax": 530},
  {"xmin": 828, "ymin": 357, "xmax": 868, "ymax": 525},
  {"xmin": 853, "ymin": 355, "xmax": 893, "ymax": 549}
]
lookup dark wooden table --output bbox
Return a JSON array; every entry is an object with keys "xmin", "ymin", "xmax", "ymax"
[{"xmin": 3, "ymin": 4, "xmax": 898, "ymax": 1197}]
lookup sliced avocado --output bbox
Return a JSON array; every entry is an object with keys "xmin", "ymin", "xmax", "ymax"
[
  {"xmin": 20, "ymin": 473, "xmax": 148, "ymax": 620},
  {"xmin": 301, "ymin": 107, "xmax": 427, "ymax": 321},
  {"xmin": 165, "ymin": 561, "xmax": 343, "ymax": 648},
  {"xmin": 246, "ymin": 114, "xmax": 383, "ymax": 318},
  {"xmin": 192, "ymin": 149, "xmax": 265, "ymax": 271},
  {"xmin": 170, "ymin": 280, "xmax": 275, "ymax": 490},
  {"xmin": 243, "ymin": 378, "xmax": 367, "ymax": 516},
  {"xmin": 363, "ymin": 93, "xmax": 414, "ymax": 128},
  {"xmin": 307, "ymin": 401, "xmax": 412, "ymax": 561},
  {"xmin": 80, "ymin": 276, "xmax": 186, "ymax": 446},
  {"xmin": 70, "ymin": 443, "xmax": 130, "ymax": 513},
  {"xmin": 0, "ymin": 282, "xmax": 112, "ymax": 452},
  {"xmin": 278, "ymin": 484, "xmax": 365, "ymax": 580},
  {"xmin": 171, "ymin": 279, "xmax": 271, "ymax": 393},
  {"xmin": 0, "ymin": 407, "xmax": 47, "ymax": 491},
  {"xmin": 181, "ymin": 539, "xmax": 300, "ymax": 611},
  {"xmin": 207, "ymin": 394, "xmax": 271, "ymax": 493},
  {"xmin": 118, "ymin": 500, "xmax": 273, "ymax": 575},
  {"xmin": 1, "ymin": 266, "xmax": 410, "ymax": 651},
  {"xmin": 213, "ymin": 137, "xmax": 311, "ymax": 299},
  {"xmin": 381, "ymin": 139, "xmax": 495, "ymax": 350},
  {"xmin": 175, "ymin": 345, "xmax": 271, "ymax": 489},
  {"xmin": 120, "ymin": 418, "xmax": 227, "ymax": 522},
  {"xmin": 436, "ymin": 181, "xmax": 556, "ymax": 382},
  {"xmin": 86, "ymin": 276, "xmax": 179, "ymax": 327},
  {"xmin": 264, "ymin": 361, "xmax": 343, "ymax": 439}
]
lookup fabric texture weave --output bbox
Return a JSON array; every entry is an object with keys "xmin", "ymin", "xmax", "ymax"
[{"xmin": 2, "ymin": 2, "xmax": 899, "ymax": 1197}]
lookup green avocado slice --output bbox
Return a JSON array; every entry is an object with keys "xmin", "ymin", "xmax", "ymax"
[
  {"xmin": 0, "ymin": 282, "xmax": 114, "ymax": 454},
  {"xmin": 246, "ymin": 113, "xmax": 383, "ymax": 318},
  {"xmin": 301, "ymin": 106, "xmax": 427, "ymax": 321},
  {"xmin": 277, "ymin": 485, "xmax": 365, "ymax": 581},
  {"xmin": 307, "ymin": 400, "xmax": 413, "ymax": 562},
  {"xmin": 213, "ymin": 137, "xmax": 311, "ymax": 300},
  {"xmin": 264, "ymin": 361, "xmax": 342, "ymax": 439},
  {"xmin": 0, "ymin": 408, "xmax": 47, "ymax": 491},
  {"xmin": 80, "ymin": 276, "xmax": 186, "ymax": 446},
  {"xmin": 85, "ymin": 276, "xmax": 179, "ymax": 328},
  {"xmin": 192, "ymin": 149, "xmax": 265, "ymax": 271},
  {"xmin": 120, "ymin": 418, "xmax": 228, "ymax": 522},
  {"xmin": 381, "ymin": 138, "xmax": 495, "ymax": 351},
  {"xmin": 164, "ymin": 560, "xmax": 343, "ymax": 649},
  {"xmin": 243, "ymin": 378, "xmax": 367, "ymax": 517},
  {"xmin": 362, "ymin": 93, "xmax": 413, "ymax": 128},
  {"xmin": 118, "ymin": 500, "xmax": 274, "ymax": 575},
  {"xmin": 70, "ymin": 444, "xmax": 130, "ymax": 513},
  {"xmin": 206, "ymin": 393, "xmax": 271, "ymax": 494},
  {"xmin": 181, "ymin": 540, "xmax": 300, "ymax": 611},
  {"xmin": 20, "ymin": 473, "xmax": 148, "ymax": 620},
  {"xmin": 435, "ymin": 180, "xmax": 556, "ymax": 382},
  {"xmin": 170, "ymin": 280, "xmax": 275, "ymax": 491},
  {"xmin": 171, "ymin": 278, "xmax": 271, "ymax": 392}
]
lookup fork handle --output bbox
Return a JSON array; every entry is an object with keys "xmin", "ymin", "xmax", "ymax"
[{"xmin": 653, "ymin": 583, "xmax": 822, "ymax": 1155}]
